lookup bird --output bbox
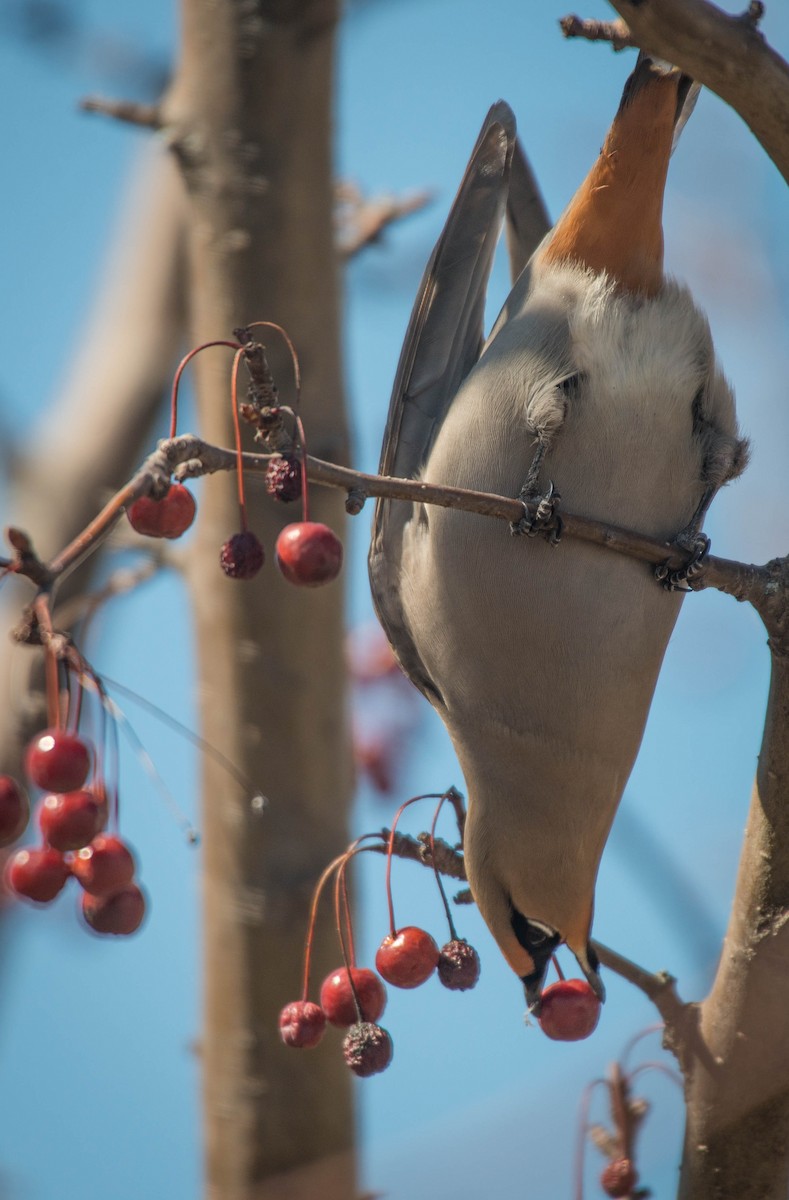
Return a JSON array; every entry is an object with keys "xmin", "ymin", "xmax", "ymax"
[{"xmin": 368, "ymin": 55, "xmax": 747, "ymax": 1010}]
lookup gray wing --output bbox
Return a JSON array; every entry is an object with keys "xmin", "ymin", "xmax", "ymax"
[
  {"xmin": 505, "ymin": 137, "xmax": 551, "ymax": 284},
  {"xmin": 369, "ymin": 102, "xmax": 522, "ymax": 702}
]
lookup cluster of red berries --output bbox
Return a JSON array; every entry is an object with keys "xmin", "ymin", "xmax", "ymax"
[
  {"xmin": 125, "ymin": 329, "xmax": 343, "ymax": 588},
  {"xmin": 2, "ymin": 729, "xmax": 144, "ymax": 935}
]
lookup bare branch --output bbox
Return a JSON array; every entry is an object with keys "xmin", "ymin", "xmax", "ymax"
[
  {"xmin": 560, "ymin": 14, "xmax": 634, "ymax": 50},
  {"xmin": 336, "ymin": 183, "xmax": 434, "ymax": 259},
  {"xmin": 604, "ymin": 0, "xmax": 789, "ymax": 185},
  {"xmin": 80, "ymin": 96, "xmax": 163, "ymax": 129}
]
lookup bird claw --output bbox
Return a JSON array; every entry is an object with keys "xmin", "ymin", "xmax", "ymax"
[
  {"xmin": 655, "ymin": 533, "xmax": 710, "ymax": 592},
  {"xmin": 510, "ymin": 481, "xmax": 563, "ymax": 545}
]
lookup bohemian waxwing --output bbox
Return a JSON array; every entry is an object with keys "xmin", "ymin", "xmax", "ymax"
[{"xmin": 369, "ymin": 55, "xmax": 747, "ymax": 1009}]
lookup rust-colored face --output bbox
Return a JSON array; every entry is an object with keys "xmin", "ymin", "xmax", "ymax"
[{"xmin": 541, "ymin": 67, "xmax": 682, "ymax": 298}]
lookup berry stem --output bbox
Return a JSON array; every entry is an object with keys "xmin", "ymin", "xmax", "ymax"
[
  {"xmin": 230, "ymin": 347, "xmax": 250, "ymax": 532},
  {"xmin": 429, "ymin": 792, "xmax": 459, "ymax": 941},
  {"xmin": 294, "ymin": 414, "xmax": 310, "ymax": 523},
  {"xmin": 384, "ymin": 792, "xmax": 444, "ymax": 938},
  {"xmin": 169, "ymin": 340, "xmax": 242, "ymax": 440},
  {"xmin": 244, "ymin": 321, "xmax": 302, "ymax": 409}
]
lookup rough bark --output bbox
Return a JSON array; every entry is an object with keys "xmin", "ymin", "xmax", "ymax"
[{"xmin": 162, "ymin": 3, "xmax": 354, "ymax": 1197}]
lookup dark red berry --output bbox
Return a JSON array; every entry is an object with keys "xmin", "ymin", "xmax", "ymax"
[
  {"xmin": 25, "ymin": 730, "xmax": 91, "ymax": 793},
  {"xmin": 600, "ymin": 1158, "xmax": 638, "ymax": 1198},
  {"xmin": 279, "ymin": 1001, "xmax": 327, "ymax": 1049},
  {"xmin": 375, "ymin": 926, "xmax": 439, "ymax": 989},
  {"xmin": 7, "ymin": 847, "xmax": 69, "ymax": 903},
  {"xmin": 437, "ymin": 939, "xmax": 481, "ymax": 991},
  {"xmin": 342, "ymin": 1022, "xmax": 393, "ymax": 1078},
  {"xmin": 319, "ymin": 967, "xmax": 387, "ymax": 1027},
  {"xmin": 537, "ymin": 979, "xmax": 601, "ymax": 1042},
  {"xmin": 39, "ymin": 790, "xmax": 104, "ymax": 851},
  {"xmin": 81, "ymin": 883, "xmax": 146, "ymax": 936},
  {"xmin": 220, "ymin": 531, "xmax": 265, "ymax": 579},
  {"xmin": 265, "ymin": 454, "xmax": 302, "ymax": 503},
  {"xmin": 275, "ymin": 522, "xmax": 343, "ymax": 587},
  {"xmin": 71, "ymin": 834, "xmax": 135, "ymax": 897},
  {"xmin": 127, "ymin": 483, "xmax": 196, "ymax": 539},
  {"xmin": 0, "ymin": 776, "xmax": 29, "ymax": 847}
]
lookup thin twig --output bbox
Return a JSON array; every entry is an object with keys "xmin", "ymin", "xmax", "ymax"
[
  {"xmin": 80, "ymin": 96, "xmax": 163, "ymax": 129},
  {"xmin": 560, "ymin": 15, "xmax": 635, "ymax": 50}
]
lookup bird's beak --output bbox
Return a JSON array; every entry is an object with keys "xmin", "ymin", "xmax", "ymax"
[{"xmin": 521, "ymin": 960, "xmax": 552, "ymax": 1015}]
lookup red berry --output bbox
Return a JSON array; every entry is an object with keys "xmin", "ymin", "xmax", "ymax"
[
  {"xmin": 375, "ymin": 926, "xmax": 439, "ymax": 989},
  {"xmin": 319, "ymin": 967, "xmax": 387, "ymax": 1027},
  {"xmin": 25, "ymin": 730, "xmax": 91, "ymax": 793},
  {"xmin": 71, "ymin": 834, "xmax": 135, "ymax": 897},
  {"xmin": 265, "ymin": 454, "xmax": 302, "ymax": 503},
  {"xmin": 220, "ymin": 531, "xmax": 265, "ymax": 579},
  {"xmin": 279, "ymin": 1000, "xmax": 327, "ymax": 1049},
  {"xmin": 437, "ymin": 938, "xmax": 481, "ymax": 991},
  {"xmin": 127, "ymin": 483, "xmax": 196, "ymax": 539},
  {"xmin": 600, "ymin": 1158, "xmax": 638, "ymax": 1198},
  {"xmin": 39, "ymin": 789, "xmax": 104, "ymax": 851},
  {"xmin": 7, "ymin": 847, "xmax": 69, "ymax": 903},
  {"xmin": 537, "ymin": 979, "xmax": 601, "ymax": 1042},
  {"xmin": 342, "ymin": 1022, "xmax": 393, "ymax": 1078},
  {"xmin": 0, "ymin": 776, "xmax": 29, "ymax": 847},
  {"xmin": 275, "ymin": 522, "xmax": 343, "ymax": 587},
  {"xmin": 80, "ymin": 883, "xmax": 146, "ymax": 936}
]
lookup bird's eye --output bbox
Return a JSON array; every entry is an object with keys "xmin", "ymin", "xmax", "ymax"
[
  {"xmin": 528, "ymin": 927, "xmax": 548, "ymax": 946},
  {"xmin": 509, "ymin": 907, "xmax": 558, "ymax": 954}
]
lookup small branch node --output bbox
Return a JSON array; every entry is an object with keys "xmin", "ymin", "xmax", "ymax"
[
  {"xmin": 559, "ymin": 14, "xmax": 635, "ymax": 51},
  {"xmin": 79, "ymin": 96, "xmax": 163, "ymax": 130},
  {"xmin": 345, "ymin": 489, "xmax": 367, "ymax": 515}
]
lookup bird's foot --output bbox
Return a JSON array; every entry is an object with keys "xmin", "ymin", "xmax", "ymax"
[
  {"xmin": 510, "ymin": 481, "xmax": 563, "ymax": 545},
  {"xmin": 655, "ymin": 532, "xmax": 710, "ymax": 592}
]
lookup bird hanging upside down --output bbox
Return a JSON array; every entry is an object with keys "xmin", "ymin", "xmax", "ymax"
[{"xmin": 369, "ymin": 56, "xmax": 747, "ymax": 1011}]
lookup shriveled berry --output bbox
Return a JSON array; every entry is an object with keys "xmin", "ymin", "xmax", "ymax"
[
  {"xmin": 375, "ymin": 926, "xmax": 439, "ymax": 989},
  {"xmin": 25, "ymin": 730, "xmax": 91, "ymax": 793},
  {"xmin": 437, "ymin": 938, "xmax": 481, "ymax": 991},
  {"xmin": 319, "ymin": 967, "xmax": 387, "ymax": 1027},
  {"xmin": 39, "ymin": 789, "xmax": 104, "ymax": 851},
  {"xmin": 0, "ymin": 776, "xmax": 29, "ymax": 847},
  {"xmin": 81, "ymin": 884, "xmax": 146, "ymax": 935},
  {"xmin": 220, "ymin": 531, "xmax": 265, "ymax": 579},
  {"xmin": 279, "ymin": 1000, "xmax": 327, "ymax": 1049},
  {"xmin": 275, "ymin": 522, "xmax": 343, "ymax": 587},
  {"xmin": 342, "ymin": 1022, "xmax": 393, "ymax": 1077},
  {"xmin": 127, "ymin": 483, "xmax": 196, "ymax": 539},
  {"xmin": 265, "ymin": 454, "xmax": 302, "ymax": 503},
  {"xmin": 7, "ymin": 847, "xmax": 69, "ymax": 903},
  {"xmin": 538, "ymin": 979, "xmax": 601, "ymax": 1042},
  {"xmin": 71, "ymin": 834, "xmax": 135, "ymax": 897},
  {"xmin": 600, "ymin": 1158, "xmax": 638, "ymax": 1198}
]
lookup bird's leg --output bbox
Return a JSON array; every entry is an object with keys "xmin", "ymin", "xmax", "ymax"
[
  {"xmin": 510, "ymin": 441, "xmax": 563, "ymax": 545},
  {"xmin": 654, "ymin": 486, "xmax": 714, "ymax": 592}
]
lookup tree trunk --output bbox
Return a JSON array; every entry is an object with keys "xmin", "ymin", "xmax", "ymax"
[{"xmin": 164, "ymin": 2, "xmax": 355, "ymax": 1197}]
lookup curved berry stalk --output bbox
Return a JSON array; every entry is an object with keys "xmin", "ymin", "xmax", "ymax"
[
  {"xmin": 429, "ymin": 793, "xmax": 481, "ymax": 992},
  {"xmin": 375, "ymin": 793, "xmax": 442, "ymax": 989},
  {"xmin": 220, "ymin": 347, "xmax": 265, "ymax": 580},
  {"xmin": 129, "ymin": 340, "xmax": 239, "ymax": 540}
]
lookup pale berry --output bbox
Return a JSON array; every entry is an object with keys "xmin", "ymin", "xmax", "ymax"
[
  {"xmin": 127, "ymin": 483, "xmax": 196, "ymax": 539},
  {"xmin": 71, "ymin": 834, "xmax": 135, "ymax": 897},
  {"xmin": 275, "ymin": 522, "xmax": 343, "ymax": 587},
  {"xmin": 375, "ymin": 926, "xmax": 439, "ymax": 989},
  {"xmin": 39, "ymin": 790, "xmax": 103, "ymax": 851},
  {"xmin": 279, "ymin": 1001, "xmax": 327, "ymax": 1049},
  {"xmin": 0, "ymin": 776, "xmax": 29, "ymax": 847},
  {"xmin": 601, "ymin": 1158, "xmax": 638, "ymax": 1198},
  {"xmin": 25, "ymin": 730, "xmax": 91, "ymax": 793},
  {"xmin": 220, "ymin": 531, "xmax": 265, "ymax": 579},
  {"xmin": 319, "ymin": 967, "xmax": 387, "ymax": 1027},
  {"xmin": 537, "ymin": 979, "xmax": 601, "ymax": 1041},
  {"xmin": 342, "ymin": 1022, "xmax": 393, "ymax": 1078},
  {"xmin": 6, "ymin": 847, "xmax": 69, "ymax": 903},
  {"xmin": 437, "ymin": 939, "xmax": 481, "ymax": 991},
  {"xmin": 81, "ymin": 884, "xmax": 146, "ymax": 936},
  {"xmin": 265, "ymin": 454, "xmax": 302, "ymax": 503}
]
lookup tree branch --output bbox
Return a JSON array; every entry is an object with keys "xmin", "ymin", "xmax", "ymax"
[
  {"xmin": 560, "ymin": 14, "xmax": 634, "ymax": 49},
  {"xmin": 80, "ymin": 96, "xmax": 163, "ymax": 129}
]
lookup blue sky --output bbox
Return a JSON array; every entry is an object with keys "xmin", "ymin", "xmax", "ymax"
[{"xmin": 1, "ymin": 2, "xmax": 789, "ymax": 1198}]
